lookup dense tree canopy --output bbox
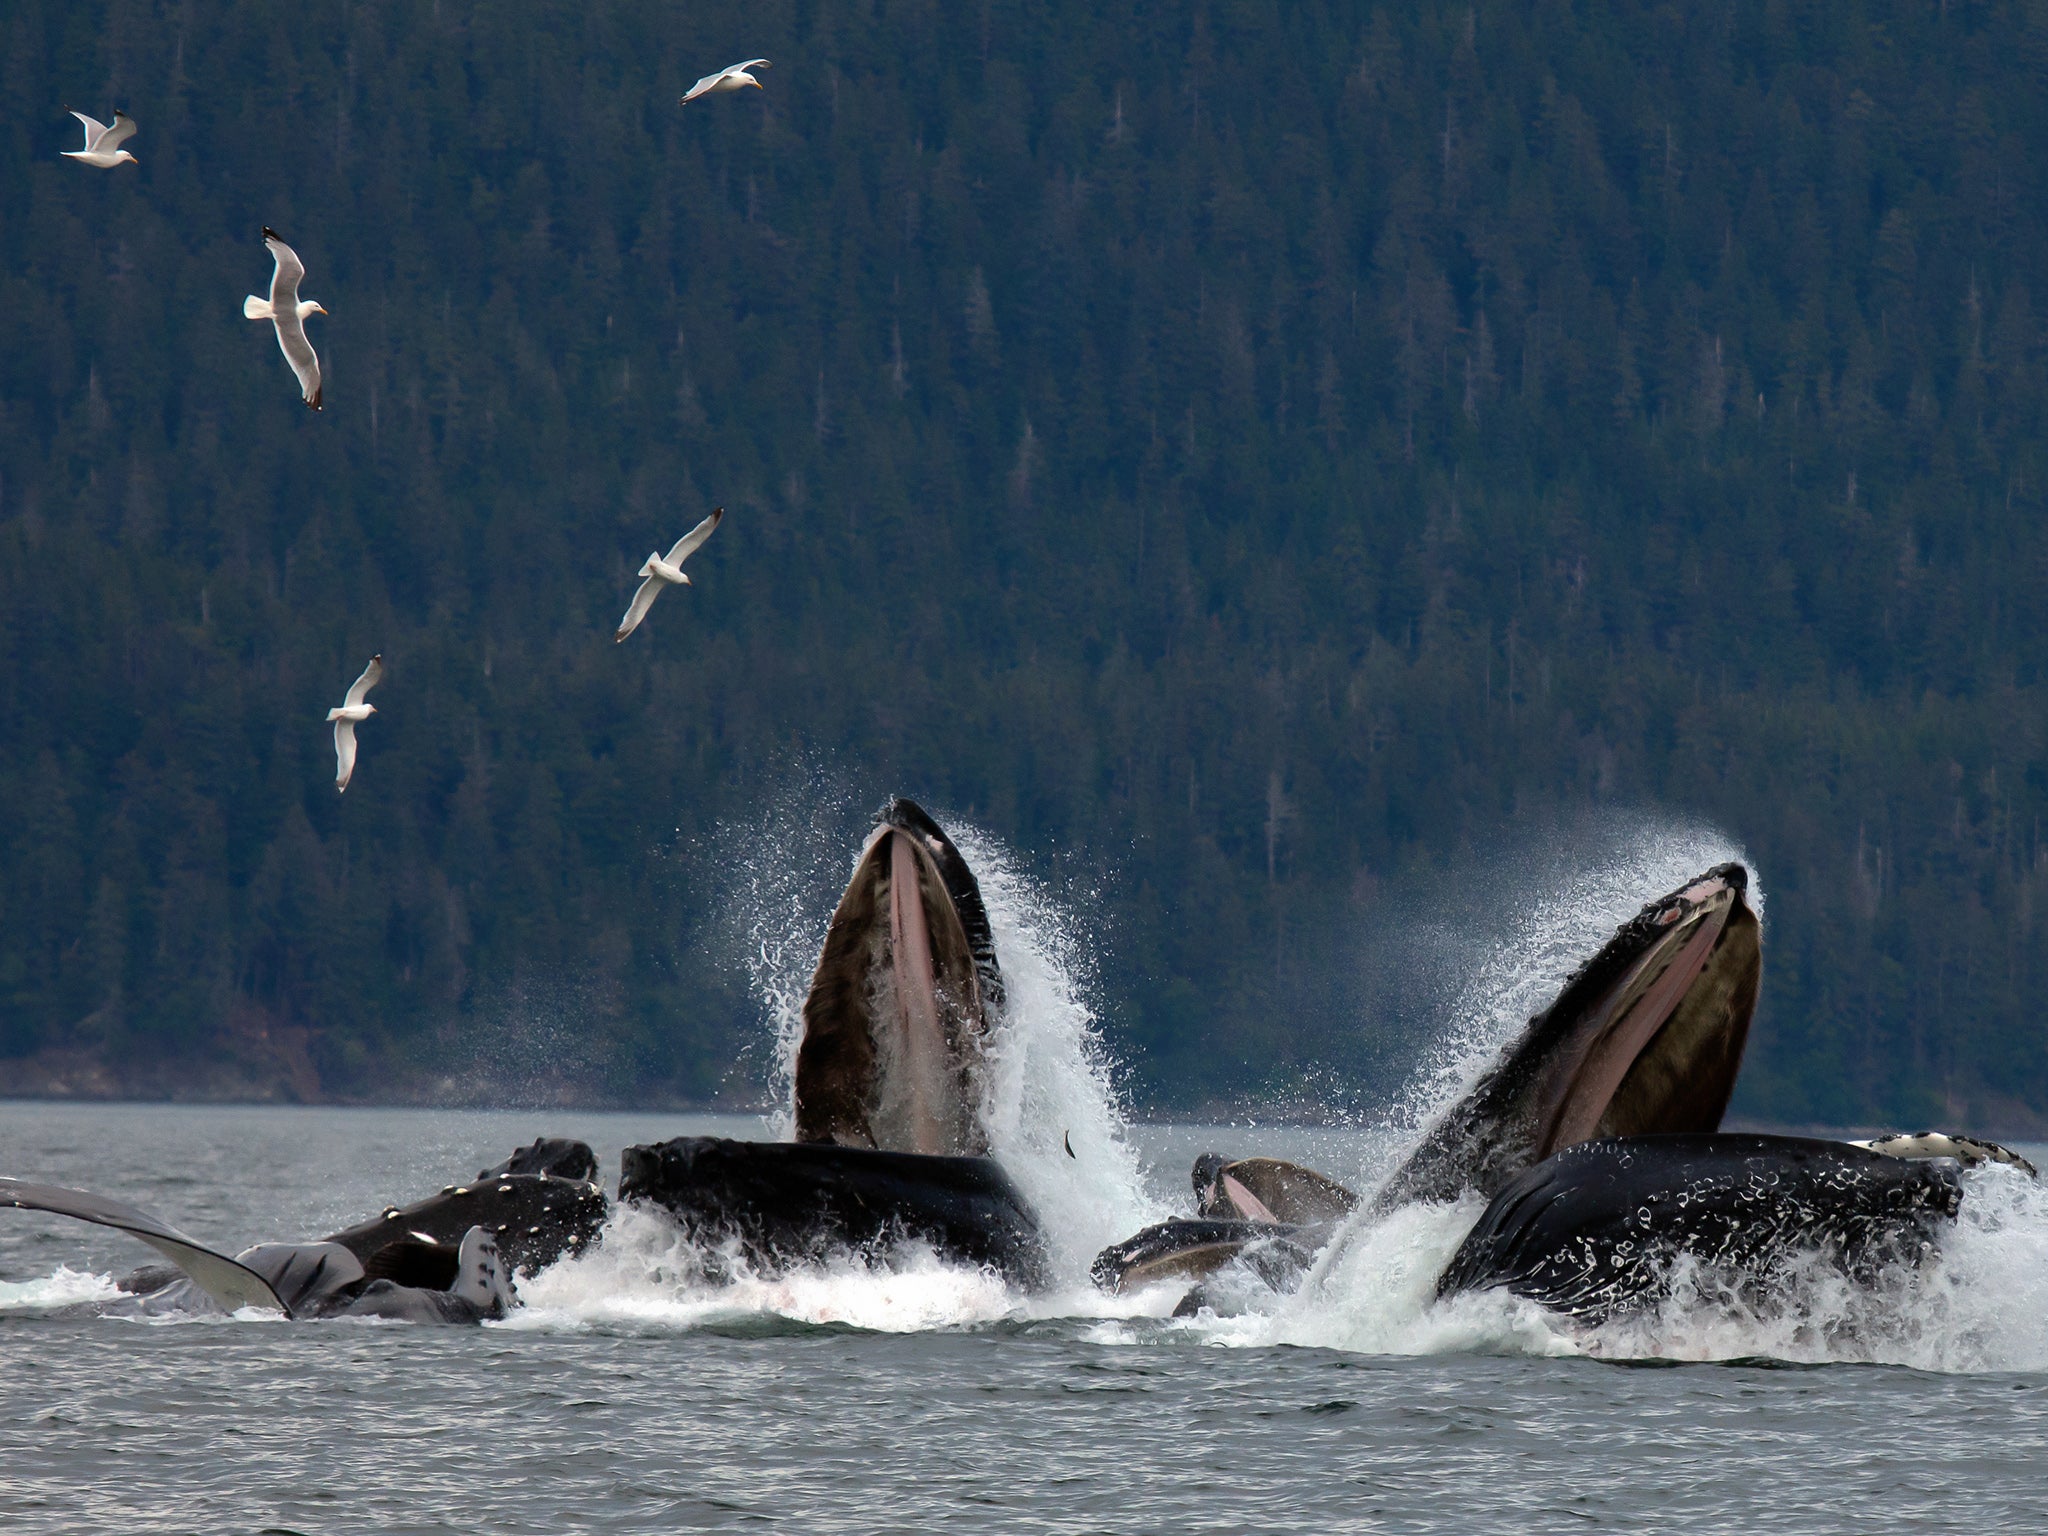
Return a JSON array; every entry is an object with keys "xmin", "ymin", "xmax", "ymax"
[{"xmin": 2, "ymin": 0, "xmax": 2045, "ymax": 1125}]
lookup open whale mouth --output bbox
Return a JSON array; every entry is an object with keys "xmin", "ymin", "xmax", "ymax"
[
  {"xmin": 1374, "ymin": 862, "xmax": 1762, "ymax": 1208},
  {"xmin": 792, "ymin": 799, "xmax": 1004, "ymax": 1157}
]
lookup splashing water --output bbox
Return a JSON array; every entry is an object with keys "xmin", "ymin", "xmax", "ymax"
[
  {"xmin": 711, "ymin": 786, "xmax": 1160, "ymax": 1285},
  {"xmin": 714, "ymin": 768, "xmax": 870, "ymax": 1134},
  {"xmin": 948, "ymin": 822, "xmax": 1164, "ymax": 1279},
  {"xmin": 1325, "ymin": 812, "xmax": 1758, "ymax": 1193},
  {"xmin": 507, "ymin": 1203, "xmax": 1023, "ymax": 1336}
]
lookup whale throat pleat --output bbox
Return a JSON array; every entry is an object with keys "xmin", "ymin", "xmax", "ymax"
[
  {"xmin": 794, "ymin": 807, "xmax": 993, "ymax": 1156},
  {"xmin": 880, "ymin": 830, "xmax": 950, "ymax": 1155}
]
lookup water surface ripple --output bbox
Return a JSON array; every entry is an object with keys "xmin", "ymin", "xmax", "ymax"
[{"xmin": 4, "ymin": 1103, "xmax": 2046, "ymax": 1534}]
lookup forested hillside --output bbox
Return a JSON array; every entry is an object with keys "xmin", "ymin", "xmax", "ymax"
[{"xmin": 3, "ymin": 0, "xmax": 2047, "ymax": 1125}]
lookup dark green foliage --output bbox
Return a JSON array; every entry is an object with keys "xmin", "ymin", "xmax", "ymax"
[{"xmin": 2, "ymin": 1, "xmax": 2045, "ymax": 1121}]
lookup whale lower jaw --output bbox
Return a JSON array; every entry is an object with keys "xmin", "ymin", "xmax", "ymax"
[{"xmin": 619, "ymin": 1136, "xmax": 1049, "ymax": 1289}]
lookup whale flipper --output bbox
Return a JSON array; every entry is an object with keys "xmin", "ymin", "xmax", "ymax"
[
  {"xmin": 0, "ymin": 1177, "xmax": 291, "ymax": 1316},
  {"xmin": 336, "ymin": 1227, "xmax": 514, "ymax": 1323},
  {"xmin": 447, "ymin": 1226, "xmax": 516, "ymax": 1316}
]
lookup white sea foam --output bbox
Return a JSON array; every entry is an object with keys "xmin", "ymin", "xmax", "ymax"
[
  {"xmin": 948, "ymin": 822, "xmax": 1164, "ymax": 1280},
  {"xmin": 0, "ymin": 1264, "xmax": 121, "ymax": 1313}
]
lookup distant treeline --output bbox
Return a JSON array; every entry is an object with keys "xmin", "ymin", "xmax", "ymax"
[{"xmin": 2, "ymin": 1, "xmax": 2045, "ymax": 1125}]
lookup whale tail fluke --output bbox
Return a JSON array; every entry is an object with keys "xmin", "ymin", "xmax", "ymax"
[{"xmin": 0, "ymin": 1176, "xmax": 291, "ymax": 1316}]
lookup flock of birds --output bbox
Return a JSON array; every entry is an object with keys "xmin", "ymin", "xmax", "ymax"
[{"xmin": 60, "ymin": 59, "xmax": 772, "ymax": 793}]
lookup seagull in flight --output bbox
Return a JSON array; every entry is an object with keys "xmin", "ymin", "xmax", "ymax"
[
  {"xmin": 681, "ymin": 60, "xmax": 769, "ymax": 103},
  {"xmin": 327, "ymin": 655, "xmax": 382, "ymax": 793},
  {"xmin": 615, "ymin": 508, "xmax": 724, "ymax": 642},
  {"xmin": 244, "ymin": 228, "xmax": 326, "ymax": 409},
  {"xmin": 62, "ymin": 109, "xmax": 137, "ymax": 168}
]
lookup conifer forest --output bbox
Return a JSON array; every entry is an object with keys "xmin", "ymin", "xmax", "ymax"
[{"xmin": 3, "ymin": 0, "xmax": 2046, "ymax": 1127}]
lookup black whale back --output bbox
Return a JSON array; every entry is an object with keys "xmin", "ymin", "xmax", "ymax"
[
  {"xmin": 322, "ymin": 1167, "xmax": 608, "ymax": 1278},
  {"xmin": 619, "ymin": 1136, "xmax": 1049, "ymax": 1288},
  {"xmin": 1438, "ymin": 1133, "xmax": 1964, "ymax": 1322}
]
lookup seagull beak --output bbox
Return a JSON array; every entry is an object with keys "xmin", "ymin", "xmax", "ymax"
[{"xmin": 752, "ymin": 79, "xmax": 764, "ymax": 88}]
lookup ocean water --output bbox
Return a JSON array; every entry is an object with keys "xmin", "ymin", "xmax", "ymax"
[
  {"xmin": 6, "ymin": 816, "xmax": 2048, "ymax": 1531},
  {"xmin": 6, "ymin": 1102, "xmax": 2048, "ymax": 1535}
]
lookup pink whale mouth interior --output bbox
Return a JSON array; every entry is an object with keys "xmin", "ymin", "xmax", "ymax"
[
  {"xmin": 792, "ymin": 819, "xmax": 993, "ymax": 1157},
  {"xmin": 1534, "ymin": 878, "xmax": 1759, "ymax": 1158}
]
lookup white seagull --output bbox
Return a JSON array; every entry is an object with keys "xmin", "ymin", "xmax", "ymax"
[
  {"xmin": 243, "ymin": 228, "xmax": 326, "ymax": 410},
  {"xmin": 62, "ymin": 109, "xmax": 137, "ymax": 168},
  {"xmin": 327, "ymin": 655, "xmax": 382, "ymax": 793},
  {"xmin": 681, "ymin": 59, "xmax": 769, "ymax": 103},
  {"xmin": 615, "ymin": 508, "xmax": 724, "ymax": 642}
]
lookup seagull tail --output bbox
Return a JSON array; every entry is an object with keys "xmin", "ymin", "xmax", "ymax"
[
  {"xmin": 243, "ymin": 295, "xmax": 275, "ymax": 320},
  {"xmin": 637, "ymin": 555, "xmax": 659, "ymax": 577},
  {"xmin": 326, "ymin": 707, "xmax": 346, "ymax": 721}
]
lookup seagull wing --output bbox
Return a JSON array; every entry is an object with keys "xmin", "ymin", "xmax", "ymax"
[
  {"xmin": 615, "ymin": 573, "xmax": 664, "ymax": 641},
  {"xmin": 682, "ymin": 69, "xmax": 726, "ymax": 101},
  {"xmin": 333, "ymin": 717, "xmax": 359, "ymax": 792},
  {"xmin": 343, "ymin": 654, "xmax": 383, "ymax": 707},
  {"xmin": 663, "ymin": 505, "xmax": 725, "ymax": 566},
  {"xmin": 99, "ymin": 111, "xmax": 138, "ymax": 150},
  {"xmin": 736, "ymin": 59, "xmax": 770, "ymax": 71},
  {"xmin": 264, "ymin": 232, "xmax": 307, "ymax": 309},
  {"xmin": 271, "ymin": 310, "xmax": 324, "ymax": 409},
  {"xmin": 70, "ymin": 111, "xmax": 109, "ymax": 149},
  {"xmin": 0, "ymin": 1177, "xmax": 290, "ymax": 1316}
]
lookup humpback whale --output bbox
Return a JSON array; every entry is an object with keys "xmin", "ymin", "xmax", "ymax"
[
  {"xmin": 1435, "ymin": 1133, "xmax": 1973, "ymax": 1322},
  {"xmin": 618, "ymin": 798, "xmax": 1050, "ymax": 1284},
  {"xmin": 793, "ymin": 797, "xmax": 1003, "ymax": 1155},
  {"xmin": 0, "ymin": 1177, "xmax": 518, "ymax": 1322},
  {"xmin": 619, "ymin": 1137, "xmax": 1048, "ymax": 1287},
  {"xmin": 0, "ymin": 1138, "xmax": 607, "ymax": 1323},
  {"xmin": 1093, "ymin": 863, "xmax": 1764, "ymax": 1298},
  {"xmin": 8, "ymin": 795, "xmax": 1051, "ymax": 1308},
  {"xmin": 1095, "ymin": 860, "xmax": 2032, "ymax": 1333}
]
